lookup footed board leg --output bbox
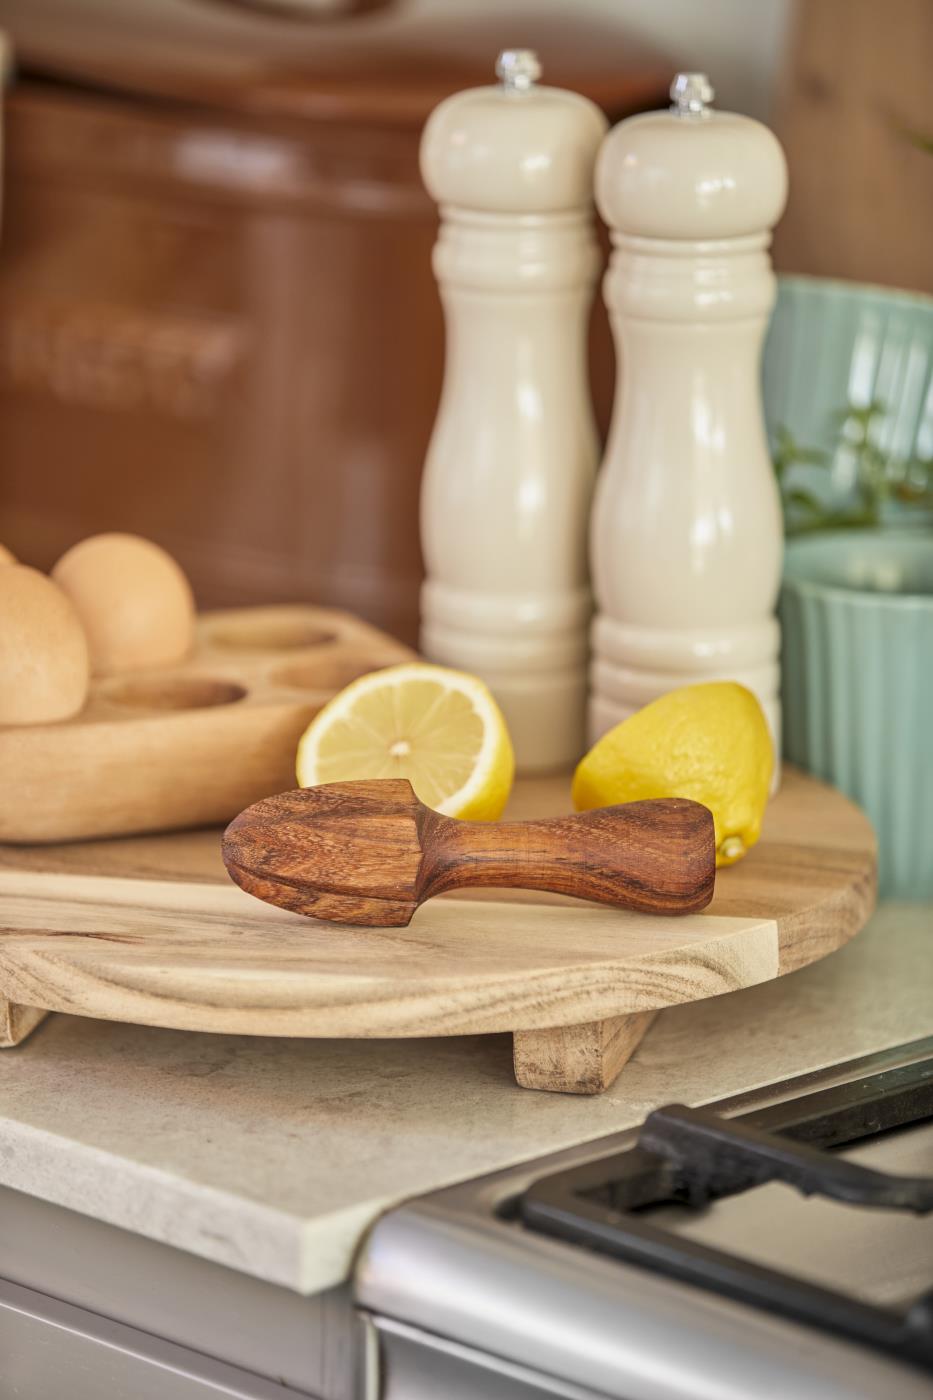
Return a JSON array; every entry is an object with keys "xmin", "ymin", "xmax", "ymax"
[
  {"xmin": 513, "ymin": 1010, "xmax": 658, "ymax": 1095},
  {"xmin": 0, "ymin": 998, "xmax": 48, "ymax": 1048}
]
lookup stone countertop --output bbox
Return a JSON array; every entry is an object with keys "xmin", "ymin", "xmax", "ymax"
[{"xmin": 0, "ymin": 903, "xmax": 930, "ymax": 1296}]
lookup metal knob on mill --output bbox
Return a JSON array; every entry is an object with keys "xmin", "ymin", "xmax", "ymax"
[
  {"xmin": 418, "ymin": 51, "xmax": 607, "ymax": 773},
  {"xmin": 589, "ymin": 73, "xmax": 788, "ymax": 764}
]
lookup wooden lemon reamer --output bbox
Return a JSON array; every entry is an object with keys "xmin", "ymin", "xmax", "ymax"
[{"xmin": 222, "ymin": 779, "xmax": 716, "ymax": 927}]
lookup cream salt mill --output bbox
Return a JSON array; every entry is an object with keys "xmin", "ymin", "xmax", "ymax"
[
  {"xmin": 419, "ymin": 51, "xmax": 607, "ymax": 772},
  {"xmin": 589, "ymin": 74, "xmax": 788, "ymax": 761}
]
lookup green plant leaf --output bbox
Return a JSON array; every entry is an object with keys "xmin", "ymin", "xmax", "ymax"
[
  {"xmin": 773, "ymin": 397, "xmax": 933, "ymax": 536},
  {"xmin": 785, "ymin": 488, "xmax": 826, "ymax": 515}
]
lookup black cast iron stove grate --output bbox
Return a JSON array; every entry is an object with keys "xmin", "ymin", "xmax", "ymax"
[{"xmin": 521, "ymin": 1058, "xmax": 933, "ymax": 1375}]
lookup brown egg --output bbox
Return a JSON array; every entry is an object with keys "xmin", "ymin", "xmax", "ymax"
[
  {"xmin": 52, "ymin": 534, "xmax": 196, "ymax": 676},
  {"xmin": 0, "ymin": 544, "xmax": 16, "ymax": 564},
  {"xmin": 0, "ymin": 565, "xmax": 90, "ymax": 724}
]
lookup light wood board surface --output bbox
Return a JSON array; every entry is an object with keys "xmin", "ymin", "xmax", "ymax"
[{"xmin": 0, "ymin": 768, "xmax": 876, "ymax": 1092}]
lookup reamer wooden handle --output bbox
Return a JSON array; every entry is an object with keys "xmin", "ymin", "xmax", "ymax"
[{"xmin": 417, "ymin": 800, "xmax": 715, "ymax": 915}]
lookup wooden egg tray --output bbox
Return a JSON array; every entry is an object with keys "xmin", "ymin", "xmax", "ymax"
[{"xmin": 0, "ymin": 606, "xmax": 414, "ymax": 844}]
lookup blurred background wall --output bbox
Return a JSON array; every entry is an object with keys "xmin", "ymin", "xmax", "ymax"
[
  {"xmin": 0, "ymin": 0, "xmax": 929, "ymax": 642},
  {"xmin": 773, "ymin": 0, "xmax": 933, "ymax": 296},
  {"xmin": 424, "ymin": 0, "xmax": 794, "ymax": 121}
]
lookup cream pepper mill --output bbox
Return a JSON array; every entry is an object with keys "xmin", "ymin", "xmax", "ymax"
[
  {"xmin": 589, "ymin": 74, "xmax": 788, "ymax": 762},
  {"xmin": 419, "ymin": 51, "xmax": 607, "ymax": 773}
]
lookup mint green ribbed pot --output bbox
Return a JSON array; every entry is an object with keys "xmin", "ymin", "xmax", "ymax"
[{"xmin": 781, "ymin": 532, "xmax": 933, "ymax": 898}]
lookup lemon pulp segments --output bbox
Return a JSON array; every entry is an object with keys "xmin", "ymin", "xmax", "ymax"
[{"xmin": 296, "ymin": 664, "xmax": 514, "ymax": 821}]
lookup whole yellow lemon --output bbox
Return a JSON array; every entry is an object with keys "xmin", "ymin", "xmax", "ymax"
[{"xmin": 573, "ymin": 682, "xmax": 773, "ymax": 866}]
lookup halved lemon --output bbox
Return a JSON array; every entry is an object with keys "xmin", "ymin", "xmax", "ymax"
[{"xmin": 295, "ymin": 663, "xmax": 515, "ymax": 820}]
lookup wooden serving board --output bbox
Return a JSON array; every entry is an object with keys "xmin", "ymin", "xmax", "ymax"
[
  {"xmin": 0, "ymin": 768, "xmax": 876, "ymax": 1094},
  {"xmin": 0, "ymin": 605, "xmax": 412, "ymax": 843}
]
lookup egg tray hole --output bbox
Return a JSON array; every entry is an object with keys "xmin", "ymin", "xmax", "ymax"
[
  {"xmin": 101, "ymin": 677, "xmax": 248, "ymax": 712},
  {"xmin": 272, "ymin": 654, "xmax": 401, "ymax": 693},
  {"xmin": 207, "ymin": 616, "xmax": 337, "ymax": 652}
]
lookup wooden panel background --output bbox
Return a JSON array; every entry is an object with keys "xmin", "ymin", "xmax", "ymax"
[
  {"xmin": 0, "ymin": 6, "xmax": 671, "ymax": 644},
  {"xmin": 773, "ymin": 0, "xmax": 933, "ymax": 295}
]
